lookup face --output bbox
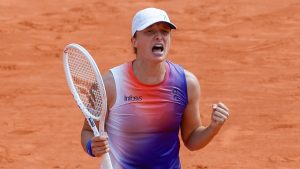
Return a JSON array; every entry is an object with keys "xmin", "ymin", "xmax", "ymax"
[{"xmin": 132, "ymin": 22, "xmax": 171, "ymax": 62}]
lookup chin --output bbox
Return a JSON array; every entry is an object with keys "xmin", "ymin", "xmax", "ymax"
[
  {"xmin": 152, "ymin": 51, "xmax": 168, "ymax": 58},
  {"xmin": 151, "ymin": 54, "xmax": 167, "ymax": 63}
]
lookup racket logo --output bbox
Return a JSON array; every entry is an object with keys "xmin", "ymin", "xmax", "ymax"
[
  {"xmin": 73, "ymin": 76, "xmax": 100, "ymax": 112},
  {"xmin": 88, "ymin": 83, "xmax": 100, "ymax": 110}
]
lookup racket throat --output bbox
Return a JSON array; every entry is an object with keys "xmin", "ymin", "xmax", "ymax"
[{"xmin": 88, "ymin": 117, "xmax": 96, "ymax": 127}]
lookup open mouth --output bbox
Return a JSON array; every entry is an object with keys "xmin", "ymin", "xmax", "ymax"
[{"xmin": 152, "ymin": 43, "xmax": 164, "ymax": 56}]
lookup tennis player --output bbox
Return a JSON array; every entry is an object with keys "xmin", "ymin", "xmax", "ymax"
[{"xmin": 81, "ymin": 7, "xmax": 230, "ymax": 169}]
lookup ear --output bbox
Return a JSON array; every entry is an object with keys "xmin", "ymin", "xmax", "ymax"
[{"xmin": 131, "ymin": 36, "xmax": 138, "ymax": 48}]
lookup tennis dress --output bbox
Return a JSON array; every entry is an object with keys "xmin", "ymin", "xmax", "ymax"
[{"xmin": 106, "ymin": 60, "xmax": 188, "ymax": 169}]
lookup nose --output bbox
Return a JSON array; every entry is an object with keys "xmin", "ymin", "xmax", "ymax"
[{"xmin": 154, "ymin": 31, "xmax": 163, "ymax": 40}]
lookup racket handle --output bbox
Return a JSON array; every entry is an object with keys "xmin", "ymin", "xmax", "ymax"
[
  {"xmin": 101, "ymin": 153, "xmax": 113, "ymax": 169},
  {"xmin": 86, "ymin": 117, "xmax": 100, "ymax": 136}
]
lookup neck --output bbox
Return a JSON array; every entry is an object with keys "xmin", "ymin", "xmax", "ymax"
[{"xmin": 132, "ymin": 59, "xmax": 167, "ymax": 85}]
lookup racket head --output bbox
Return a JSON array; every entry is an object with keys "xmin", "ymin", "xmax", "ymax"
[{"xmin": 63, "ymin": 43, "xmax": 107, "ymax": 121}]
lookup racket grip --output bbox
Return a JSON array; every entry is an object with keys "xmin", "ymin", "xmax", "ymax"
[{"xmin": 101, "ymin": 153, "xmax": 113, "ymax": 169}]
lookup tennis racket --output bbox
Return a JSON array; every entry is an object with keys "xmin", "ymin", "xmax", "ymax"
[{"xmin": 63, "ymin": 43, "xmax": 113, "ymax": 169}]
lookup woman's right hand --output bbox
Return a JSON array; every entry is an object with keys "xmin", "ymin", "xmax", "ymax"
[{"xmin": 91, "ymin": 136, "xmax": 110, "ymax": 157}]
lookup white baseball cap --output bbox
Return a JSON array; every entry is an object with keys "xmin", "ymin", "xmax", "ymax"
[{"xmin": 131, "ymin": 8, "xmax": 176, "ymax": 37}]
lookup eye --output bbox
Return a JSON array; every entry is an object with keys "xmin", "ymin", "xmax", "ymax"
[
  {"xmin": 148, "ymin": 30, "xmax": 155, "ymax": 33},
  {"xmin": 144, "ymin": 29, "xmax": 154, "ymax": 35},
  {"xmin": 162, "ymin": 30, "xmax": 170, "ymax": 35}
]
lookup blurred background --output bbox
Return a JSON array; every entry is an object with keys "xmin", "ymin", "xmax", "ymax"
[{"xmin": 0, "ymin": 0, "xmax": 299, "ymax": 168}]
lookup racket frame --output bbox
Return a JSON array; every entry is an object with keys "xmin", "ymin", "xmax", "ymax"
[{"xmin": 63, "ymin": 43, "xmax": 113, "ymax": 169}]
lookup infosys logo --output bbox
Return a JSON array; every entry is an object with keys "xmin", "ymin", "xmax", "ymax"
[{"xmin": 124, "ymin": 95, "xmax": 143, "ymax": 102}]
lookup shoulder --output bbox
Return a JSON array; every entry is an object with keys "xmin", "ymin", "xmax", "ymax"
[
  {"xmin": 184, "ymin": 70, "xmax": 201, "ymax": 90},
  {"xmin": 110, "ymin": 62, "xmax": 130, "ymax": 74},
  {"xmin": 184, "ymin": 70, "xmax": 201, "ymax": 101},
  {"xmin": 103, "ymin": 71, "xmax": 115, "ymax": 85}
]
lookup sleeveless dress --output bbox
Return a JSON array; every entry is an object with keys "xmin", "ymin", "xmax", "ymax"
[{"xmin": 106, "ymin": 60, "xmax": 188, "ymax": 169}]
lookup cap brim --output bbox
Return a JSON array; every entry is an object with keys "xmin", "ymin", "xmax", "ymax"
[
  {"xmin": 167, "ymin": 22, "xmax": 176, "ymax": 29},
  {"xmin": 137, "ymin": 20, "xmax": 177, "ymax": 32}
]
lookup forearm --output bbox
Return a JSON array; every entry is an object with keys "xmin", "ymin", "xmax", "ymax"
[
  {"xmin": 81, "ymin": 128, "xmax": 94, "ymax": 152},
  {"xmin": 185, "ymin": 124, "xmax": 220, "ymax": 151}
]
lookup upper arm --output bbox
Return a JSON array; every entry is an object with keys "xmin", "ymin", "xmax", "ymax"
[
  {"xmin": 181, "ymin": 70, "xmax": 202, "ymax": 144},
  {"xmin": 103, "ymin": 70, "xmax": 116, "ymax": 110}
]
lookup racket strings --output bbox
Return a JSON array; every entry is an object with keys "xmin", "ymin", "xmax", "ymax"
[{"xmin": 67, "ymin": 48, "xmax": 105, "ymax": 118}]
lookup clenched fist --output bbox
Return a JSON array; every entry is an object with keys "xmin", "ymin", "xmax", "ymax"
[{"xmin": 211, "ymin": 102, "xmax": 230, "ymax": 130}]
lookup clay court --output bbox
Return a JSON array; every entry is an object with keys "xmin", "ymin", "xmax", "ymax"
[{"xmin": 0, "ymin": 0, "xmax": 299, "ymax": 168}]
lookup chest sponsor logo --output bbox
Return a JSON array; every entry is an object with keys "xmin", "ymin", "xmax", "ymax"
[{"xmin": 124, "ymin": 95, "xmax": 143, "ymax": 102}]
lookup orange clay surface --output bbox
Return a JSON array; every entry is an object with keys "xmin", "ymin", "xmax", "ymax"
[{"xmin": 0, "ymin": 0, "xmax": 299, "ymax": 169}]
